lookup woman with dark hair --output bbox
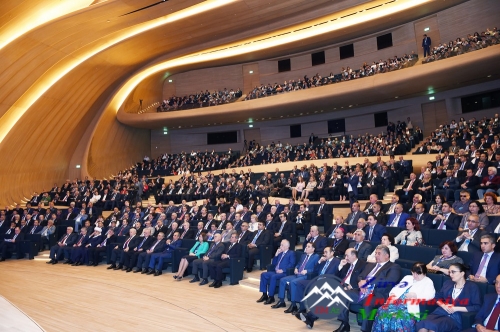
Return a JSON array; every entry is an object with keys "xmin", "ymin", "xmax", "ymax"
[
  {"xmin": 429, "ymin": 194, "xmax": 446, "ymax": 215},
  {"xmin": 395, "ymin": 217, "xmax": 423, "ymax": 246},
  {"xmin": 373, "ymin": 262, "xmax": 436, "ymax": 331},
  {"xmin": 483, "ymin": 192, "xmax": 500, "ymax": 215},
  {"xmin": 426, "ymin": 241, "xmax": 463, "ymax": 275},
  {"xmin": 367, "ymin": 233, "xmax": 399, "ymax": 262},
  {"xmin": 416, "ymin": 263, "xmax": 481, "ymax": 332},
  {"xmin": 458, "ymin": 200, "xmax": 489, "ymax": 230},
  {"xmin": 173, "ymin": 233, "xmax": 209, "ymax": 281}
]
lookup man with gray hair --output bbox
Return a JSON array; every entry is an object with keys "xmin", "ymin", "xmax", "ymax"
[{"xmin": 332, "ymin": 245, "xmax": 400, "ymax": 332}]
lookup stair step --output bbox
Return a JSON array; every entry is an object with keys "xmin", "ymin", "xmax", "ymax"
[{"xmin": 239, "ymin": 276, "xmax": 260, "ymax": 290}]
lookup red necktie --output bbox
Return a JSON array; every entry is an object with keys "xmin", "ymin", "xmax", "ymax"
[
  {"xmin": 123, "ymin": 236, "xmax": 132, "ymax": 249},
  {"xmin": 341, "ymin": 264, "xmax": 354, "ymax": 284},
  {"xmin": 485, "ymin": 300, "xmax": 500, "ymax": 329}
]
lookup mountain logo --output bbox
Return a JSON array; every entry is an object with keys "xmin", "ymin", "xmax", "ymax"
[{"xmin": 301, "ymin": 275, "xmax": 353, "ymax": 319}]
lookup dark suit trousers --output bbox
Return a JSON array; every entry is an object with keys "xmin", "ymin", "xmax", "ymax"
[
  {"xmin": 1, "ymin": 242, "xmax": 21, "ymax": 259},
  {"xmin": 110, "ymin": 248, "xmax": 124, "ymax": 264},
  {"xmin": 89, "ymin": 246, "xmax": 107, "ymax": 264},
  {"xmin": 137, "ymin": 252, "xmax": 152, "ymax": 269},
  {"xmin": 123, "ymin": 250, "xmax": 140, "ymax": 268},
  {"xmin": 192, "ymin": 258, "xmax": 214, "ymax": 278},
  {"xmin": 336, "ymin": 290, "xmax": 382, "ymax": 332},
  {"xmin": 209, "ymin": 259, "xmax": 230, "ymax": 281},
  {"xmin": 49, "ymin": 244, "xmax": 67, "ymax": 260},
  {"xmin": 247, "ymin": 247, "xmax": 260, "ymax": 269},
  {"xmin": 71, "ymin": 246, "xmax": 87, "ymax": 263}
]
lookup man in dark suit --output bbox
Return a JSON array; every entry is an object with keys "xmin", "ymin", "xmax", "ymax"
[
  {"xmin": 333, "ymin": 245, "xmax": 401, "ymax": 332},
  {"xmin": 88, "ymin": 228, "xmax": 116, "ymax": 266},
  {"xmin": 362, "ymin": 194, "xmax": 379, "ymax": 215},
  {"xmin": 363, "ymin": 214, "xmax": 387, "ymax": 243},
  {"xmin": 256, "ymin": 239, "xmax": 296, "ymax": 305},
  {"xmin": 346, "ymin": 170, "xmax": 359, "ymax": 205},
  {"xmin": 469, "ymin": 234, "xmax": 500, "ymax": 284},
  {"xmin": 454, "ymin": 214, "xmax": 484, "ymax": 254},
  {"xmin": 435, "ymin": 169, "xmax": 460, "ymax": 202},
  {"xmin": 272, "ymin": 213, "xmax": 293, "ymax": 249},
  {"xmin": 70, "ymin": 227, "xmax": 103, "ymax": 265},
  {"xmin": 422, "ymin": 34, "xmax": 431, "ymax": 57},
  {"xmin": 303, "ymin": 226, "xmax": 327, "ymax": 255},
  {"xmin": 314, "ymin": 197, "xmax": 331, "ymax": 229},
  {"xmin": 325, "ymin": 226, "xmax": 349, "ymax": 257},
  {"xmin": 26, "ymin": 219, "xmax": 43, "ymax": 235},
  {"xmin": 455, "ymin": 169, "xmax": 480, "ymax": 200},
  {"xmin": 237, "ymin": 222, "xmax": 253, "ymax": 245},
  {"xmin": 297, "ymin": 248, "xmax": 366, "ymax": 326},
  {"xmin": 147, "ymin": 231, "xmax": 182, "ymax": 275},
  {"xmin": 463, "ymin": 274, "xmax": 500, "ymax": 332},
  {"xmin": 430, "ymin": 202, "xmax": 460, "ymax": 230},
  {"xmin": 293, "ymin": 204, "xmax": 310, "ymax": 234},
  {"xmin": 122, "ymin": 228, "xmax": 155, "ymax": 272},
  {"xmin": 0, "ymin": 227, "xmax": 25, "ymax": 261},
  {"xmin": 208, "ymin": 232, "xmax": 242, "ymax": 288},
  {"xmin": 107, "ymin": 228, "xmax": 141, "ymax": 270},
  {"xmin": 412, "ymin": 203, "xmax": 432, "ymax": 228},
  {"xmin": 246, "ymin": 221, "xmax": 272, "ymax": 272},
  {"xmin": 396, "ymin": 173, "xmax": 421, "ymax": 203},
  {"xmin": 135, "ymin": 231, "xmax": 166, "ymax": 273},
  {"xmin": 191, "ymin": 233, "xmax": 225, "ymax": 285},
  {"xmin": 47, "ymin": 226, "xmax": 77, "ymax": 264},
  {"xmin": 348, "ymin": 229, "xmax": 372, "ymax": 260},
  {"xmin": 345, "ymin": 202, "xmax": 366, "ymax": 226}
]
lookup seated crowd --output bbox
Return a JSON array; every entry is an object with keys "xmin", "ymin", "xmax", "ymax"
[
  {"xmin": 422, "ymin": 26, "xmax": 499, "ymax": 64},
  {"xmin": 158, "ymin": 87, "xmax": 243, "ymax": 112}
]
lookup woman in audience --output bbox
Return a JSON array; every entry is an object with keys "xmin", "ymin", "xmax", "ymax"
[
  {"xmin": 429, "ymin": 194, "xmax": 445, "ymax": 215},
  {"xmin": 300, "ymin": 176, "xmax": 317, "ymax": 200},
  {"xmin": 426, "ymin": 241, "xmax": 463, "ymax": 276},
  {"xmin": 415, "ymin": 263, "xmax": 481, "ymax": 332},
  {"xmin": 173, "ymin": 233, "xmax": 209, "ymax": 281},
  {"xmin": 417, "ymin": 171, "xmax": 433, "ymax": 202},
  {"xmin": 458, "ymin": 200, "xmax": 488, "ymax": 230},
  {"xmin": 292, "ymin": 176, "xmax": 305, "ymax": 200},
  {"xmin": 482, "ymin": 192, "xmax": 500, "ymax": 215},
  {"xmin": 373, "ymin": 262, "xmax": 436, "ymax": 332},
  {"xmin": 367, "ymin": 233, "xmax": 399, "ymax": 263},
  {"xmin": 394, "ymin": 217, "xmax": 423, "ymax": 246},
  {"xmin": 248, "ymin": 214, "xmax": 259, "ymax": 232}
]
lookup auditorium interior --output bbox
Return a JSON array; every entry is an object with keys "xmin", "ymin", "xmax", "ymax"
[{"xmin": 1, "ymin": 0, "xmax": 500, "ymax": 331}]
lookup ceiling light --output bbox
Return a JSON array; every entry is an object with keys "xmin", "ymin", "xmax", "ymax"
[{"xmin": 429, "ymin": 96, "xmax": 435, "ymax": 100}]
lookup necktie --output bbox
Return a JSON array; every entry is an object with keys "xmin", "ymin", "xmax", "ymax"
[
  {"xmin": 77, "ymin": 235, "xmax": 84, "ymax": 246},
  {"xmin": 61, "ymin": 234, "xmax": 69, "ymax": 245},
  {"xmin": 477, "ymin": 169, "xmax": 482, "ymax": 177},
  {"xmin": 320, "ymin": 260, "xmax": 331, "ymax": 275},
  {"xmin": 342, "ymin": 264, "xmax": 355, "ymax": 284},
  {"xmin": 438, "ymin": 215, "xmax": 448, "ymax": 230},
  {"xmin": 391, "ymin": 215, "xmax": 400, "ymax": 227},
  {"xmin": 298, "ymin": 255, "xmax": 310, "ymax": 273},
  {"xmin": 475, "ymin": 253, "xmax": 490, "ymax": 278},
  {"xmin": 150, "ymin": 240, "xmax": 160, "ymax": 251},
  {"xmin": 181, "ymin": 229, "xmax": 187, "ymax": 239},
  {"xmin": 31, "ymin": 227, "xmax": 36, "ymax": 234},
  {"xmin": 369, "ymin": 227, "xmax": 374, "ymax": 240},
  {"xmin": 100, "ymin": 238, "xmax": 107, "ymax": 246},
  {"xmin": 485, "ymin": 298, "xmax": 500, "ymax": 329},
  {"xmin": 406, "ymin": 180, "xmax": 414, "ymax": 194},
  {"xmin": 355, "ymin": 242, "xmax": 360, "ymax": 250},
  {"xmin": 251, "ymin": 230, "xmax": 262, "ymax": 244},
  {"xmin": 278, "ymin": 222, "xmax": 285, "ymax": 234},
  {"xmin": 349, "ymin": 212, "xmax": 356, "ymax": 224},
  {"xmin": 367, "ymin": 263, "xmax": 382, "ymax": 278},
  {"xmin": 123, "ymin": 236, "xmax": 132, "ymax": 249},
  {"xmin": 318, "ymin": 205, "xmax": 323, "ymax": 214},
  {"xmin": 137, "ymin": 238, "xmax": 147, "ymax": 249},
  {"xmin": 275, "ymin": 252, "xmax": 285, "ymax": 272},
  {"xmin": 228, "ymin": 243, "xmax": 234, "ymax": 253},
  {"xmin": 206, "ymin": 243, "xmax": 217, "ymax": 257}
]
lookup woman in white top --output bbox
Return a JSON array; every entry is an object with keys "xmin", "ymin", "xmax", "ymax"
[
  {"xmin": 394, "ymin": 218, "xmax": 423, "ymax": 246},
  {"xmin": 367, "ymin": 233, "xmax": 399, "ymax": 263},
  {"xmin": 373, "ymin": 262, "xmax": 436, "ymax": 331},
  {"xmin": 248, "ymin": 214, "xmax": 259, "ymax": 232},
  {"xmin": 300, "ymin": 177, "xmax": 317, "ymax": 200},
  {"xmin": 292, "ymin": 176, "xmax": 305, "ymax": 200}
]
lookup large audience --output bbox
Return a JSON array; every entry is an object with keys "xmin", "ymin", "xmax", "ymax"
[
  {"xmin": 422, "ymin": 27, "xmax": 499, "ymax": 64},
  {"xmin": 157, "ymin": 88, "xmax": 242, "ymax": 112},
  {"xmin": 0, "ymin": 108, "xmax": 499, "ymax": 332}
]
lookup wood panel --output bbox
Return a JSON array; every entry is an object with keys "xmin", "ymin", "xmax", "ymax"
[
  {"xmin": 413, "ymin": 15, "xmax": 441, "ymax": 59},
  {"xmin": 244, "ymin": 128, "xmax": 261, "ymax": 145},
  {"xmin": 242, "ymin": 63, "xmax": 260, "ymax": 97},
  {"xmin": 421, "ymin": 100, "xmax": 448, "ymax": 137}
]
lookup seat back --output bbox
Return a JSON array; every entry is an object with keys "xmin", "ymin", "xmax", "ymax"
[{"xmin": 426, "ymin": 230, "xmax": 458, "ymax": 246}]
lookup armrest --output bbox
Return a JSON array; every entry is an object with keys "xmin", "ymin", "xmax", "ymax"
[
  {"xmin": 286, "ymin": 268, "xmax": 295, "ymax": 276},
  {"xmin": 307, "ymin": 272, "xmax": 318, "ymax": 280},
  {"xmin": 266, "ymin": 264, "xmax": 275, "ymax": 272},
  {"xmin": 460, "ymin": 311, "xmax": 477, "ymax": 330}
]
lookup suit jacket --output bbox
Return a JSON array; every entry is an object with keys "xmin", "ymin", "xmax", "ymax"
[
  {"xmin": 454, "ymin": 229, "xmax": 484, "ymax": 253},
  {"xmin": 161, "ymin": 238, "xmax": 182, "ymax": 253},
  {"xmin": 336, "ymin": 259, "xmax": 367, "ymax": 289},
  {"xmin": 303, "ymin": 235, "xmax": 327, "ymax": 255},
  {"xmin": 27, "ymin": 225, "xmax": 44, "ymax": 235},
  {"xmin": 437, "ymin": 177, "xmax": 459, "ymax": 190},
  {"xmin": 248, "ymin": 229, "xmax": 272, "ymax": 246},
  {"xmin": 314, "ymin": 257, "xmax": 341, "ymax": 275},
  {"xmin": 147, "ymin": 239, "xmax": 167, "ymax": 253},
  {"xmin": 5, "ymin": 232, "xmax": 25, "ymax": 244},
  {"xmin": 274, "ymin": 221, "xmax": 293, "ymax": 236},
  {"xmin": 271, "ymin": 250, "xmax": 296, "ymax": 270},
  {"xmin": 430, "ymin": 212, "xmax": 460, "ymax": 230},
  {"xmin": 470, "ymin": 252, "xmax": 500, "ymax": 284},
  {"xmin": 386, "ymin": 213, "xmax": 409, "ymax": 228},
  {"xmin": 345, "ymin": 211, "xmax": 367, "ymax": 225},
  {"xmin": 329, "ymin": 238, "xmax": 350, "ymax": 257},
  {"xmin": 39, "ymin": 225, "xmax": 56, "ymax": 237},
  {"xmin": 363, "ymin": 224, "xmax": 386, "ymax": 242},
  {"xmin": 223, "ymin": 242, "xmax": 242, "ymax": 259},
  {"xmin": 237, "ymin": 230, "xmax": 253, "ymax": 244},
  {"xmin": 358, "ymin": 261, "xmax": 401, "ymax": 300},
  {"xmin": 136, "ymin": 236, "xmax": 155, "ymax": 251},
  {"xmin": 205, "ymin": 241, "xmax": 225, "ymax": 261},
  {"xmin": 473, "ymin": 293, "xmax": 500, "ymax": 326},
  {"xmin": 347, "ymin": 175, "xmax": 359, "ymax": 196},
  {"xmin": 295, "ymin": 253, "xmax": 320, "ymax": 272},
  {"xmin": 58, "ymin": 233, "xmax": 78, "ymax": 246},
  {"xmin": 412, "ymin": 212, "xmax": 433, "ymax": 228},
  {"xmin": 348, "ymin": 242, "xmax": 372, "ymax": 260}
]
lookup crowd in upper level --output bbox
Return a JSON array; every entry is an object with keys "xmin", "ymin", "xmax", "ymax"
[
  {"xmin": 158, "ymin": 88, "xmax": 243, "ymax": 112},
  {"xmin": 422, "ymin": 27, "xmax": 499, "ymax": 64}
]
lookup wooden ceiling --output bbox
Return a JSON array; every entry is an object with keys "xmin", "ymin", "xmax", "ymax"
[{"xmin": 0, "ymin": 0, "xmax": 495, "ymax": 206}]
